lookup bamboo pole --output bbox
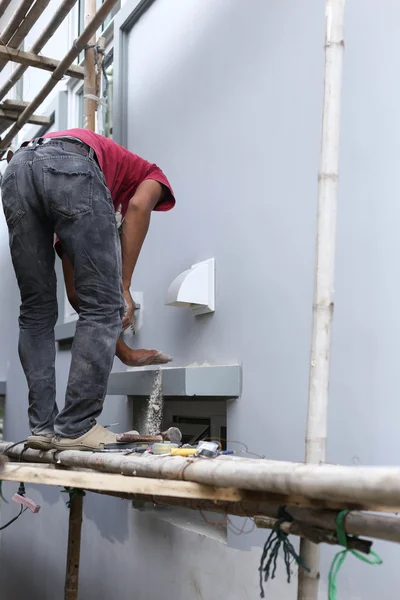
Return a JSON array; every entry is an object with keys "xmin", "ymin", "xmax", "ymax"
[
  {"xmin": 2, "ymin": 443, "xmax": 400, "ymax": 511},
  {"xmin": 0, "ymin": 0, "xmax": 12, "ymax": 18},
  {"xmin": 0, "ymin": 0, "xmax": 119, "ymax": 151},
  {"xmin": 0, "ymin": 45, "xmax": 84, "ymax": 78},
  {"xmin": 0, "ymin": 0, "xmax": 51, "ymax": 74},
  {"xmin": 255, "ymin": 516, "xmax": 372, "ymax": 554},
  {"xmin": 64, "ymin": 1, "xmax": 98, "ymax": 594},
  {"xmin": 93, "ymin": 490, "xmax": 400, "ymax": 545},
  {"xmin": 298, "ymin": 1, "xmax": 346, "ymax": 598},
  {"xmin": 288, "ymin": 507, "xmax": 400, "ymax": 545},
  {"xmin": 7, "ymin": 0, "xmax": 51, "ymax": 48},
  {"xmin": 0, "ymin": 0, "xmax": 78, "ymax": 102},
  {"xmin": 64, "ymin": 493, "xmax": 83, "ymax": 600},
  {"xmin": 83, "ymin": 0, "xmax": 96, "ymax": 130},
  {"xmin": 0, "ymin": 0, "xmax": 34, "ymax": 45},
  {"xmin": 5, "ymin": 456, "xmax": 400, "ymax": 546}
]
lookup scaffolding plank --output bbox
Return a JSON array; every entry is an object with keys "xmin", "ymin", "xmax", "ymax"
[
  {"xmin": 1, "ymin": 463, "xmax": 246, "ymax": 502},
  {"xmin": 0, "ymin": 108, "xmax": 51, "ymax": 124},
  {"xmin": 0, "ymin": 109, "xmax": 51, "ymax": 136},
  {"xmin": 0, "ymin": 45, "xmax": 84, "ymax": 79}
]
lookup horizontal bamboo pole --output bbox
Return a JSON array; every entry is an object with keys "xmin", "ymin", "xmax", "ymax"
[
  {"xmin": 2, "ymin": 443, "xmax": 400, "ymax": 512},
  {"xmin": 0, "ymin": 45, "xmax": 84, "ymax": 79},
  {"xmin": 0, "ymin": 0, "xmax": 78, "ymax": 101},
  {"xmin": 288, "ymin": 507, "xmax": 400, "ymax": 544},
  {"xmin": 0, "ymin": 107, "xmax": 51, "ymax": 124},
  {"xmin": 0, "ymin": 0, "xmax": 119, "ymax": 151},
  {"xmin": 94, "ymin": 490, "xmax": 400, "ymax": 546},
  {"xmin": 0, "ymin": 0, "xmax": 51, "ymax": 74},
  {"xmin": 0, "ymin": 0, "xmax": 34, "ymax": 44},
  {"xmin": 255, "ymin": 516, "xmax": 372, "ymax": 554}
]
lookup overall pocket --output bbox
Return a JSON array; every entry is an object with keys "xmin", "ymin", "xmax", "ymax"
[
  {"xmin": 43, "ymin": 165, "xmax": 94, "ymax": 219},
  {"xmin": 1, "ymin": 172, "xmax": 26, "ymax": 230}
]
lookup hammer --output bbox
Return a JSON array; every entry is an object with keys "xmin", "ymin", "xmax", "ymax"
[{"xmin": 116, "ymin": 427, "xmax": 182, "ymax": 444}]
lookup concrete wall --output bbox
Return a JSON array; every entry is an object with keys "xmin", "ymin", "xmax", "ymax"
[{"xmin": 0, "ymin": 1, "xmax": 400, "ymax": 599}]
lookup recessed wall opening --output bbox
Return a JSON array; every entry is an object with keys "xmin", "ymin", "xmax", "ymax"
[
  {"xmin": 0, "ymin": 394, "xmax": 4, "ymax": 440},
  {"xmin": 130, "ymin": 398, "xmax": 227, "ymax": 541}
]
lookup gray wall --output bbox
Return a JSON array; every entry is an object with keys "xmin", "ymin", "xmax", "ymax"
[{"xmin": 1, "ymin": 1, "xmax": 400, "ymax": 599}]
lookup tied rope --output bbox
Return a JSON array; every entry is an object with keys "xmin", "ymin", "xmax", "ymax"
[
  {"xmin": 328, "ymin": 510, "xmax": 383, "ymax": 600},
  {"xmin": 259, "ymin": 507, "xmax": 309, "ymax": 598},
  {"xmin": 61, "ymin": 487, "xmax": 86, "ymax": 509}
]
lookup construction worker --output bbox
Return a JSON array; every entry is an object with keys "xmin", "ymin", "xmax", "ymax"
[{"xmin": 1, "ymin": 129, "xmax": 174, "ymax": 452}]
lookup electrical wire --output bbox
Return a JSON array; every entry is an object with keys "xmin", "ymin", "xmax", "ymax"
[
  {"xmin": 0, "ymin": 440, "xmax": 28, "ymax": 457},
  {"xmin": 0, "ymin": 504, "xmax": 28, "ymax": 531}
]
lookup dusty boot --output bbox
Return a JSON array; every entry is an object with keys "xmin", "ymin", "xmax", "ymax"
[
  {"xmin": 52, "ymin": 424, "xmax": 117, "ymax": 451},
  {"xmin": 26, "ymin": 433, "xmax": 54, "ymax": 451}
]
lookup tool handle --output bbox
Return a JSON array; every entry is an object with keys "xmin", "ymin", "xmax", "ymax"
[
  {"xmin": 116, "ymin": 433, "xmax": 162, "ymax": 443},
  {"xmin": 170, "ymin": 448, "xmax": 197, "ymax": 457}
]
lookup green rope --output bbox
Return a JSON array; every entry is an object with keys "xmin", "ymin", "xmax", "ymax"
[
  {"xmin": 61, "ymin": 487, "xmax": 86, "ymax": 508},
  {"xmin": 328, "ymin": 510, "xmax": 383, "ymax": 600}
]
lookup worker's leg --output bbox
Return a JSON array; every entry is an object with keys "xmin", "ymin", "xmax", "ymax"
[
  {"xmin": 40, "ymin": 151, "xmax": 124, "ymax": 437},
  {"xmin": 1, "ymin": 155, "xmax": 58, "ymax": 435}
]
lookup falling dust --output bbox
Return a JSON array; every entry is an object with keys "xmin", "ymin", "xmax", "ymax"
[{"xmin": 143, "ymin": 369, "xmax": 164, "ymax": 435}]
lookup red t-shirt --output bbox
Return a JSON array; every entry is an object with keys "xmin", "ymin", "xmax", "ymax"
[{"xmin": 43, "ymin": 129, "xmax": 176, "ymax": 217}]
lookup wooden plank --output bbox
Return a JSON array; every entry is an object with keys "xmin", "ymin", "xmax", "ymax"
[
  {"xmin": 1, "ymin": 464, "xmax": 247, "ymax": 503},
  {"xmin": 0, "ymin": 45, "xmax": 84, "ymax": 79},
  {"xmin": 0, "ymin": 108, "xmax": 51, "ymax": 125},
  {"xmin": 2, "ymin": 100, "xmax": 30, "ymax": 110}
]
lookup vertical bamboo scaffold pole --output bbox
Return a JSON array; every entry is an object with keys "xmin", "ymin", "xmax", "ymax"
[{"xmin": 297, "ymin": 1, "xmax": 346, "ymax": 598}]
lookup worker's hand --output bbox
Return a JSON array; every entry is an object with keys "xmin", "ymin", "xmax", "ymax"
[
  {"xmin": 121, "ymin": 348, "xmax": 173, "ymax": 367},
  {"xmin": 122, "ymin": 288, "xmax": 136, "ymax": 330}
]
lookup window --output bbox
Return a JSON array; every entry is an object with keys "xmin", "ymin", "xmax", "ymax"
[
  {"xmin": 13, "ymin": 42, "xmax": 24, "ymax": 101},
  {"xmin": 77, "ymin": 0, "xmax": 85, "ymax": 63},
  {"xmin": 77, "ymin": 88, "xmax": 84, "ymax": 128},
  {"xmin": 101, "ymin": 54, "xmax": 113, "ymax": 138},
  {"xmin": 78, "ymin": 0, "xmax": 121, "ymax": 37},
  {"xmin": 101, "ymin": 0, "xmax": 120, "ymax": 31},
  {"xmin": 78, "ymin": 0, "xmax": 85, "ymax": 35}
]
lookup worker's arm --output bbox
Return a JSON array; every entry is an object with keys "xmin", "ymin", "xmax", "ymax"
[
  {"xmin": 120, "ymin": 179, "xmax": 164, "ymax": 329},
  {"xmin": 61, "ymin": 249, "xmax": 171, "ymax": 366},
  {"xmin": 61, "ymin": 250, "xmax": 134, "ymax": 363}
]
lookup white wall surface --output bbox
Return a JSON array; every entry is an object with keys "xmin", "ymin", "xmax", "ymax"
[{"xmin": 0, "ymin": 1, "xmax": 400, "ymax": 599}]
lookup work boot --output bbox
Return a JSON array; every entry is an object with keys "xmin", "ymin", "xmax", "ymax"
[
  {"xmin": 26, "ymin": 433, "xmax": 54, "ymax": 451},
  {"xmin": 52, "ymin": 424, "xmax": 117, "ymax": 451}
]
